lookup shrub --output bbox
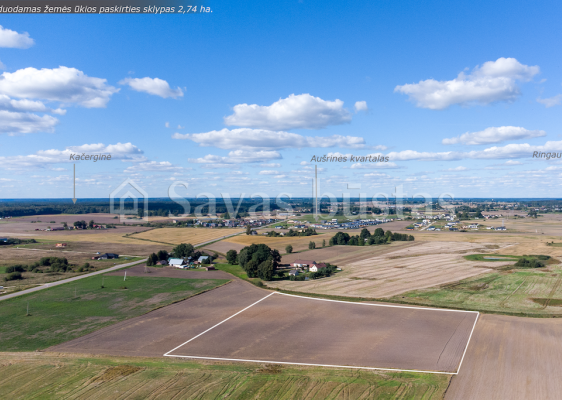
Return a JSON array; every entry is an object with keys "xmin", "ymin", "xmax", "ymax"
[
  {"xmin": 4, "ymin": 271, "xmax": 23, "ymax": 281},
  {"xmin": 226, "ymin": 250, "xmax": 238, "ymax": 265},
  {"xmin": 5, "ymin": 265, "xmax": 25, "ymax": 273},
  {"xmin": 515, "ymin": 258, "xmax": 545, "ymax": 268},
  {"xmin": 285, "ymin": 245, "xmax": 293, "ymax": 254}
]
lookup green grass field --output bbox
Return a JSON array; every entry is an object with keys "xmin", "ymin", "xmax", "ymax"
[
  {"xmin": 390, "ymin": 267, "xmax": 562, "ymax": 316},
  {"xmin": 0, "ymin": 275, "xmax": 228, "ymax": 351},
  {"xmin": 215, "ymin": 263, "xmax": 263, "ymax": 285},
  {"xmin": 463, "ymin": 254, "xmax": 519, "ymax": 262},
  {"xmin": 0, "ymin": 353, "xmax": 450, "ymax": 399}
]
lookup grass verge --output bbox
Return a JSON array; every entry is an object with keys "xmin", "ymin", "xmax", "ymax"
[
  {"xmin": 0, "ymin": 274, "xmax": 228, "ymax": 351},
  {"xmin": 214, "ymin": 263, "xmax": 263, "ymax": 286},
  {"xmin": 389, "ymin": 267, "xmax": 562, "ymax": 317},
  {"xmin": 0, "ymin": 352, "xmax": 450, "ymax": 399}
]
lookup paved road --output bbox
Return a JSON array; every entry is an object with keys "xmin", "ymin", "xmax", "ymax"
[{"xmin": 0, "ymin": 258, "xmax": 146, "ymax": 302}]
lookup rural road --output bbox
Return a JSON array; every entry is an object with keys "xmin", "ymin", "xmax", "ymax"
[
  {"xmin": 0, "ymin": 258, "xmax": 147, "ymax": 302},
  {"xmin": 195, "ymin": 222, "xmax": 281, "ymax": 248},
  {"xmin": 195, "ymin": 232, "xmax": 244, "ymax": 248}
]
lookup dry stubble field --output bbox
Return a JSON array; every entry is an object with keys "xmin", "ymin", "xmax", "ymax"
[
  {"xmin": 128, "ymin": 227, "xmax": 244, "ymax": 245},
  {"xmin": 267, "ymin": 241, "xmax": 514, "ymax": 298},
  {"xmin": 0, "ymin": 352, "xmax": 450, "ymax": 400},
  {"xmin": 223, "ymin": 233, "xmax": 332, "ymax": 253}
]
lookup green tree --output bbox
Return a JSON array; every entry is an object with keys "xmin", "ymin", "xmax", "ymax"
[
  {"xmin": 226, "ymin": 249, "xmax": 238, "ymax": 265},
  {"xmin": 309, "ymin": 241, "xmax": 316, "ymax": 249},
  {"xmin": 246, "ymin": 260, "xmax": 258, "ymax": 278},
  {"xmin": 88, "ymin": 220, "xmax": 95, "ymax": 229},
  {"xmin": 157, "ymin": 250, "xmax": 169, "ymax": 261},
  {"xmin": 322, "ymin": 239, "xmax": 326, "ymax": 247},
  {"xmin": 147, "ymin": 253, "xmax": 158, "ymax": 266},
  {"xmin": 238, "ymin": 244, "xmax": 280, "ymax": 277},
  {"xmin": 360, "ymin": 228, "xmax": 371, "ymax": 240},
  {"xmin": 172, "ymin": 243, "xmax": 194, "ymax": 258},
  {"xmin": 285, "ymin": 244, "xmax": 293, "ymax": 254},
  {"xmin": 246, "ymin": 225, "xmax": 252, "ymax": 235},
  {"xmin": 257, "ymin": 259, "xmax": 275, "ymax": 281},
  {"xmin": 329, "ymin": 232, "xmax": 350, "ymax": 245},
  {"xmin": 374, "ymin": 227, "xmax": 385, "ymax": 237}
]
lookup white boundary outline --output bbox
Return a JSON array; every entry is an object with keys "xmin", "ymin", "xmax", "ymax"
[{"xmin": 164, "ymin": 292, "xmax": 479, "ymax": 375}]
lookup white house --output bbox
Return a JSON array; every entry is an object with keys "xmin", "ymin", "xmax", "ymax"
[
  {"xmin": 169, "ymin": 258, "xmax": 185, "ymax": 268},
  {"xmin": 309, "ymin": 263, "xmax": 327, "ymax": 272}
]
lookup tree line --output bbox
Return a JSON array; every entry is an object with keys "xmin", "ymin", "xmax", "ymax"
[
  {"xmin": 225, "ymin": 244, "xmax": 281, "ymax": 281},
  {"xmin": 329, "ymin": 228, "xmax": 413, "ymax": 246}
]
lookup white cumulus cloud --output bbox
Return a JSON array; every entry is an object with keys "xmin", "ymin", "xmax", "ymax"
[
  {"xmin": 537, "ymin": 94, "xmax": 562, "ymax": 108},
  {"xmin": 0, "ymin": 25, "xmax": 34, "ymax": 48},
  {"xmin": 354, "ymin": 100, "xmax": 368, "ymax": 112},
  {"xmin": 395, "ymin": 58, "xmax": 540, "ymax": 109},
  {"xmin": 189, "ymin": 150, "xmax": 282, "ymax": 165},
  {"xmin": 442, "ymin": 126, "xmax": 546, "ymax": 145},
  {"xmin": 0, "ymin": 142, "xmax": 144, "ymax": 170},
  {"xmin": 124, "ymin": 161, "xmax": 184, "ymax": 173},
  {"xmin": 224, "ymin": 93, "xmax": 352, "ymax": 130},
  {"xmin": 173, "ymin": 128, "xmax": 366, "ymax": 150},
  {"xmin": 0, "ymin": 66, "xmax": 119, "ymax": 107},
  {"xmin": 119, "ymin": 77, "xmax": 183, "ymax": 99},
  {"xmin": 386, "ymin": 140, "xmax": 562, "ymax": 161},
  {"xmin": 0, "ymin": 110, "xmax": 59, "ymax": 135}
]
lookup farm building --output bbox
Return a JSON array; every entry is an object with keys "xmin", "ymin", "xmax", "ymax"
[
  {"xmin": 156, "ymin": 260, "xmax": 168, "ymax": 265},
  {"xmin": 309, "ymin": 263, "xmax": 327, "ymax": 272},
  {"xmin": 55, "ymin": 243, "xmax": 67, "ymax": 248},
  {"xmin": 99, "ymin": 253, "xmax": 119, "ymax": 259},
  {"xmin": 205, "ymin": 266, "xmax": 216, "ymax": 271},
  {"xmin": 289, "ymin": 269, "xmax": 299, "ymax": 276},
  {"xmin": 291, "ymin": 260, "xmax": 316, "ymax": 268},
  {"xmin": 198, "ymin": 256, "xmax": 209, "ymax": 264},
  {"xmin": 169, "ymin": 258, "xmax": 185, "ymax": 268}
]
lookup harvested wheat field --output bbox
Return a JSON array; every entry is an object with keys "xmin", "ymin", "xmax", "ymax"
[
  {"xmin": 223, "ymin": 233, "xmax": 332, "ymax": 253},
  {"xmin": 446, "ymin": 314, "xmax": 562, "ymax": 400},
  {"xmin": 8, "ymin": 240, "xmax": 173, "ymax": 256},
  {"xmin": 128, "ymin": 227, "xmax": 244, "ymax": 245},
  {"xmin": 281, "ymin": 242, "xmax": 417, "ymax": 265},
  {"xmin": 0, "ymin": 352, "xmax": 450, "ymax": 400},
  {"xmin": 203, "ymin": 240, "xmax": 246, "ymax": 255},
  {"xmin": 414, "ymin": 231, "xmax": 562, "ymax": 259},
  {"xmin": 267, "ymin": 241, "xmax": 515, "ymax": 298}
]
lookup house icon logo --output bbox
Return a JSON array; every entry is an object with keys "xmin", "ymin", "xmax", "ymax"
[{"xmin": 109, "ymin": 178, "xmax": 148, "ymax": 222}]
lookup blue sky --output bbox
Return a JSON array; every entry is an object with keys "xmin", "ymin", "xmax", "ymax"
[{"xmin": 0, "ymin": 0, "xmax": 561, "ymax": 199}]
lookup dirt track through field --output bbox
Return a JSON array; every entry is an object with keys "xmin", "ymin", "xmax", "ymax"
[{"xmin": 446, "ymin": 314, "xmax": 562, "ymax": 399}]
